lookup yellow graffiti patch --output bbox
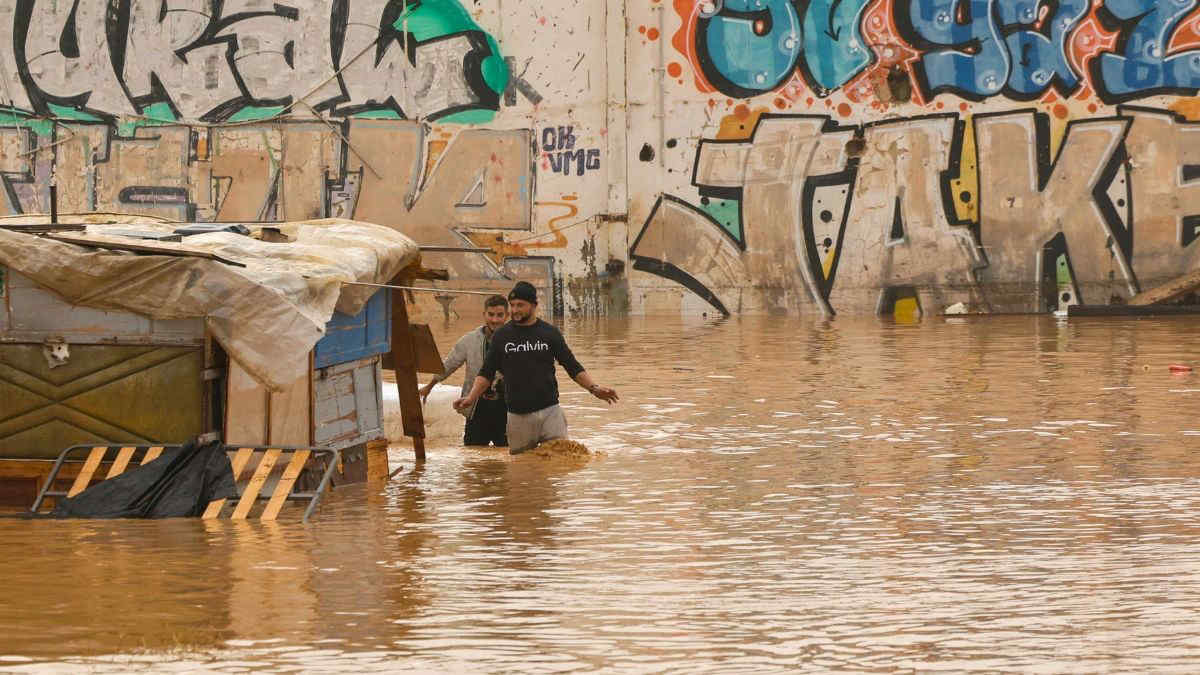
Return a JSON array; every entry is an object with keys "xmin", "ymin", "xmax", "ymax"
[
  {"xmin": 1048, "ymin": 109, "xmax": 1071, "ymax": 160},
  {"xmin": 948, "ymin": 118, "xmax": 978, "ymax": 225},
  {"xmin": 715, "ymin": 106, "xmax": 769, "ymax": 140},
  {"xmin": 822, "ymin": 244, "xmax": 837, "ymax": 281},
  {"xmin": 1169, "ymin": 99, "xmax": 1200, "ymax": 121},
  {"xmin": 892, "ymin": 296, "xmax": 921, "ymax": 323}
]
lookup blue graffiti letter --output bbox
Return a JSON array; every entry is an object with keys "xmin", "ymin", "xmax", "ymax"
[
  {"xmin": 899, "ymin": 0, "xmax": 1011, "ymax": 98},
  {"xmin": 1001, "ymin": 0, "xmax": 1088, "ymax": 97},
  {"xmin": 801, "ymin": 0, "xmax": 875, "ymax": 94},
  {"xmin": 696, "ymin": 0, "xmax": 804, "ymax": 98},
  {"xmin": 1095, "ymin": 0, "xmax": 1200, "ymax": 102}
]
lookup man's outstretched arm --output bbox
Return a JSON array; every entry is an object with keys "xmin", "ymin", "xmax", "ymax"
[{"xmin": 573, "ymin": 370, "xmax": 619, "ymax": 404}]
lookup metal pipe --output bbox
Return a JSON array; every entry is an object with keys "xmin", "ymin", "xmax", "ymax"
[
  {"xmin": 302, "ymin": 448, "xmax": 341, "ymax": 524},
  {"xmin": 341, "ymin": 281, "xmax": 503, "ymax": 296},
  {"xmin": 418, "ymin": 245, "xmax": 495, "ymax": 253}
]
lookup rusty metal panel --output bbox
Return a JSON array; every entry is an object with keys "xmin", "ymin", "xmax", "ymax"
[
  {"xmin": 313, "ymin": 356, "xmax": 383, "ymax": 450},
  {"xmin": 0, "ymin": 344, "xmax": 204, "ymax": 459},
  {"xmin": 2, "ymin": 270, "xmax": 203, "ymax": 346}
]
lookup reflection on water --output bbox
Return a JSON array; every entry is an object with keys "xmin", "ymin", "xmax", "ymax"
[{"xmin": 4, "ymin": 315, "xmax": 1200, "ymax": 671}]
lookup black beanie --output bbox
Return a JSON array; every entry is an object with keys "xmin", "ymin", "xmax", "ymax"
[{"xmin": 508, "ymin": 281, "xmax": 538, "ymax": 304}]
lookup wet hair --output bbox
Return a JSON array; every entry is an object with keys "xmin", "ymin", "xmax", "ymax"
[{"xmin": 484, "ymin": 294, "xmax": 509, "ymax": 310}]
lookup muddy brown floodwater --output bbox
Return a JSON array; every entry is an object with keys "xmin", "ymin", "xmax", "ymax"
[{"xmin": 4, "ymin": 315, "xmax": 1200, "ymax": 672}]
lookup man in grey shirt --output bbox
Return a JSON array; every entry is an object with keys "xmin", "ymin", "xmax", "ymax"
[{"xmin": 420, "ymin": 294, "xmax": 509, "ymax": 446}]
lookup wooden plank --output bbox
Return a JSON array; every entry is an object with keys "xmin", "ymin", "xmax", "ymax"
[
  {"xmin": 106, "ymin": 447, "xmax": 136, "ymax": 478},
  {"xmin": 1129, "ymin": 268, "xmax": 1200, "ymax": 306},
  {"xmin": 0, "ymin": 223, "xmax": 86, "ymax": 234},
  {"xmin": 45, "ymin": 232, "xmax": 247, "ymax": 267},
  {"xmin": 202, "ymin": 447, "xmax": 255, "ymax": 519},
  {"xmin": 0, "ymin": 459, "xmax": 58, "ymax": 480},
  {"xmin": 67, "ymin": 447, "xmax": 106, "ymax": 497},
  {"xmin": 261, "ymin": 450, "xmax": 310, "ymax": 521},
  {"xmin": 226, "ymin": 360, "xmax": 269, "ymax": 446},
  {"xmin": 389, "ymin": 281, "xmax": 427, "ymax": 461},
  {"xmin": 229, "ymin": 447, "xmax": 256, "ymax": 480},
  {"xmin": 141, "ymin": 446, "xmax": 164, "ymax": 464},
  {"xmin": 1, "ymin": 459, "xmax": 100, "ymax": 509},
  {"xmin": 231, "ymin": 449, "xmax": 281, "ymax": 519},
  {"xmin": 269, "ymin": 370, "xmax": 311, "ymax": 447},
  {"xmin": 365, "ymin": 438, "xmax": 389, "ymax": 483},
  {"xmin": 410, "ymin": 323, "xmax": 445, "ymax": 375}
]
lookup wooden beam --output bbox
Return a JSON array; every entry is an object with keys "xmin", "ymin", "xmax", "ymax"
[
  {"xmin": 106, "ymin": 447, "xmax": 137, "ymax": 478},
  {"xmin": 203, "ymin": 447, "xmax": 255, "ymax": 519},
  {"xmin": 45, "ymin": 232, "xmax": 247, "ymax": 267},
  {"xmin": 231, "ymin": 449, "xmax": 281, "ymax": 519},
  {"xmin": 261, "ymin": 450, "xmax": 310, "ymax": 520},
  {"xmin": 141, "ymin": 446, "xmax": 164, "ymax": 464},
  {"xmin": 410, "ymin": 323, "xmax": 445, "ymax": 375},
  {"xmin": 67, "ymin": 447, "xmax": 106, "ymax": 497},
  {"xmin": 1128, "ymin": 268, "xmax": 1200, "ymax": 306},
  {"xmin": 389, "ymin": 283, "xmax": 427, "ymax": 462}
]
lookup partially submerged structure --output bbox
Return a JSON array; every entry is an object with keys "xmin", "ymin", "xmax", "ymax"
[{"xmin": 0, "ymin": 216, "xmax": 440, "ymax": 511}]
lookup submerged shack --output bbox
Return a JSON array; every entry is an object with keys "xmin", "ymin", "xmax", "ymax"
[{"xmin": 0, "ymin": 216, "xmax": 439, "ymax": 508}]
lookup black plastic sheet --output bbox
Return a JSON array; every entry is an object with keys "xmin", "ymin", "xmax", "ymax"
[{"xmin": 48, "ymin": 439, "xmax": 237, "ymax": 519}]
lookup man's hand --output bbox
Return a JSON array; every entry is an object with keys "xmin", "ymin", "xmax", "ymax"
[
  {"xmin": 419, "ymin": 382, "xmax": 435, "ymax": 403},
  {"xmin": 589, "ymin": 385, "xmax": 619, "ymax": 404},
  {"xmin": 453, "ymin": 396, "xmax": 473, "ymax": 412}
]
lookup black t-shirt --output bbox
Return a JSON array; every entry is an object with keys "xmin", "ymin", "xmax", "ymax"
[{"xmin": 478, "ymin": 319, "xmax": 585, "ymax": 414}]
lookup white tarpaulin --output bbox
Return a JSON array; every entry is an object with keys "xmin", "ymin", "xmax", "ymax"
[{"xmin": 0, "ymin": 217, "xmax": 419, "ymax": 390}]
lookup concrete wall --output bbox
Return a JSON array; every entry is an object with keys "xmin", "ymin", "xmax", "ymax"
[{"xmin": 6, "ymin": 1, "xmax": 1200, "ymax": 317}]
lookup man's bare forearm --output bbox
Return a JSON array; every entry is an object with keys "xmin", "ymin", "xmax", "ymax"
[
  {"xmin": 573, "ymin": 371, "xmax": 597, "ymax": 390},
  {"xmin": 457, "ymin": 376, "xmax": 492, "ymax": 406},
  {"xmin": 573, "ymin": 371, "xmax": 619, "ymax": 403}
]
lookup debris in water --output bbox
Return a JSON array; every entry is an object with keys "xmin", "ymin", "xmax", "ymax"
[
  {"xmin": 943, "ymin": 301, "xmax": 968, "ymax": 315},
  {"xmin": 528, "ymin": 439, "xmax": 591, "ymax": 458}
]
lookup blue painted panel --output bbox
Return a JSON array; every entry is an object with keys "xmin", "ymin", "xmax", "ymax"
[{"xmin": 314, "ymin": 289, "xmax": 391, "ymax": 369}]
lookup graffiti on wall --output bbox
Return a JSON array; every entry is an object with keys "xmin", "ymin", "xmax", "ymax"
[
  {"xmin": 639, "ymin": 1, "xmax": 1200, "ymax": 315},
  {"xmin": 540, "ymin": 126, "xmax": 601, "ymax": 176},
  {"xmin": 0, "ymin": 1, "xmax": 540, "ymax": 281},
  {"xmin": 670, "ymin": 0, "xmax": 1200, "ymax": 105},
  {"xmin": 0, "ymin": 119, "xmax": 534, "ymax": 278},
  {"xmin": 0, "ymin": 0, "xmax": 508, "ymax": 124},
  {"xmin": 632, "ymin": 107, "xmax": 1200, "ymax": 315}
]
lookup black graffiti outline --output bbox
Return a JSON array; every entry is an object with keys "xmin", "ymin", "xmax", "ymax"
[
  {"xmin": 694, "ymin": 2, "xmax": 799, "ymax": 100},
  {"xmin": 14, "ymin": 0, "xmax": 96, "ymax": 118},
  {"xmin": 322, "ymin": 0, "xmax": 501, "ymax": 121},
  {"xmin": 13, "ymin": 0, "xmax": 498, "ymax": 123},
  {"xmin": 689, "ymin": 134, "xmax": 749, "ymax": 251},
  {"xmin": 87, "ymin": 1, "xmax": 298, "ymax": 122},
  {"xmin": 629, "ymin": 194, "xmax": 734, "ymax": 316},
  {"xmin": 1116, "ymin": 104, "xmax": 1200, "ymax": 250}
]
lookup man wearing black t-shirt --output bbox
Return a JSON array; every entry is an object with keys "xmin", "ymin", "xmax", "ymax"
[{"xmin": 454, "ymin": 281, "xmax": 618, "ymax": 454}]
